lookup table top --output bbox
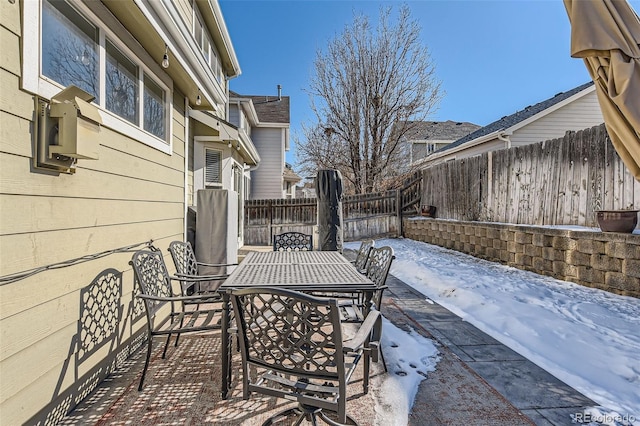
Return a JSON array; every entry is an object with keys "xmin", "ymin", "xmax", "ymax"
[
  {"xmin": 241, "ymin": 250, "xmax": 351, "ymax": 265},
  {"xmin": 222, "ymin": 251, "xmax": 375, "ymax": 291}
]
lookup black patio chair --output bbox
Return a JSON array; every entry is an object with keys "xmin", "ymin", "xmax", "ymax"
[
  {"xmin": 352, "ymin": 239, "xmax": 375, "ymax": 273},
  {"xmin": 339, "ymin": 246, "xmax": 395, "ymax": 323},
  {"xmin": 130, "ymin": 249, "xmax": 223, "ymax": 391},
  {"xmin": 168, "ymin": 240, "xmax": 235, "ymax": 300},
  {"xmin": 273, "ymin": 231, "xmax": 313, "ymax": 251},
  {"xmin": 230, "ymin": 287, "xmax": 383, "ymax": 425}
]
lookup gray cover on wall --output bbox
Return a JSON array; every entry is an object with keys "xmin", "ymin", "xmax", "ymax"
[
  {"xmin": 196, "ymin": 189, "xmax": 228, "ymax": 276},
  {"xmin": 316, "ymin": 169, "xmax": 343, "ymax": 251}
]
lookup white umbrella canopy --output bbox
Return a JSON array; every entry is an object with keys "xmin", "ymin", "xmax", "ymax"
[{"xmin": 564, "ymin": 0, "xmax": 640, "ymax": 181}]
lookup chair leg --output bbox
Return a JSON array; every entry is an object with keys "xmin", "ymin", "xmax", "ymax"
[
  {"xmin": 380, "ymin": 345, "xmax": 388, "ymax": 373},
  {"xmin": 363, "ymin": 354, "xmax": 370, "ymax": 394},
  {"xmin": 162, "ymin": 334, "xmax": 172, "ymax": 358},
  {"xmin": 139, "ymin": 334, "xmax": 154, "ymax": 391}
]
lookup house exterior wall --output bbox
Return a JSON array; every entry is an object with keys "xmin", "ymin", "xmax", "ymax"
[
  {"xmin": 250, "ymin": 127, "xmax": 285, "ymax": 199},
  {"xmin": 0, "ymin": 1, "xmax": 198, "ymax": 423},
  {"xmin": 228, "ymin": 103, "xmax": 252, "ymax": 140},
  {"xmin": 511, "ymin": 91, "xmax": 604, "ymax": 147},
  {"xmin": 426, "ymin": 88, "xmax": 604, "ymax": 165},
  {"xmin": 192, "ymin": 140, "xmax": 245, "ymax": 194},
  {"xmin": 411, "ymin": 139, "xmax": 452, "ymax": 163},
  {"xmin": 448, "ymin": 139, "xmax": 506, "ymax": 160},
  {"xmin": 175, "ymin": 0, "xmax": 194, "ymax": 29}
]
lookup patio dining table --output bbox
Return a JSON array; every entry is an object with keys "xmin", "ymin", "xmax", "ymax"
[{"xmin": 218, "ymin": 250, "xmax": 377, "ymax": 399}]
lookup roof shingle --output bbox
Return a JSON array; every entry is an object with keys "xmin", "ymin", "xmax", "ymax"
[{"xmin": 437, "ymin": 81, "xmax": 594, "ymax": 154}]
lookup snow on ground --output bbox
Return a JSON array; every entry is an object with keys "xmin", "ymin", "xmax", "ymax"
[
  {"xmin": 373, "ymin": 318, "xmax": 439, "ymax": 425},
  {"xmin": 347, "ymin": 238, "xmax": 640, "ymax": 425}
]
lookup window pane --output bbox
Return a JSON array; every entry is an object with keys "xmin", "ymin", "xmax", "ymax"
[
  {"xmin": 205, "ymin": 149, "xmax": 221, "ymax": 184},
  {"xmin": 195, "ymin": 19, "xmax": 203, "ymax": 50},
  {"xmin": 143, "ymin": 75, "xmax": 166, "ymax": 140},
  {"xmin": 106, "ymin": 40, "xmax": 139, "ymax": 125},
  {"xmin": 42, "ymin": 0, "xmax": 99, "ymax": 101},
  {"xmin": 203, "ymin": 35, "xmax": 211, "ymax": 66}
]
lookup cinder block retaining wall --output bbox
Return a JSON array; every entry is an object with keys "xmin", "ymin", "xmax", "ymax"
[{"xmin": 403, "ymin": 218, "xmax": 640, "ymax": 298}]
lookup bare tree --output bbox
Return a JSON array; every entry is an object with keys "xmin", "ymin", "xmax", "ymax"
[{"xmin": 298, "ymin": 5, "xmax": 442, "ymax": 194}]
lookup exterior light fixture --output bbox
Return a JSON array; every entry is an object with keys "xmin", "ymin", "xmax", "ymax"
[
  {"xmin": 161, "ymin": 45, "xmax": 169, "ymax": 69},
  {"xmin": 196, "ymin": 90, "xmax": 202, "ymax": 106}
]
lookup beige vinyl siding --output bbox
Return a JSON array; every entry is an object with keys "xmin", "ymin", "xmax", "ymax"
[
  {"xmin": 250, "ymin": 127, "xmax": 284, "ymax": 199},
  {"xmin": 511, "ymin": 91, "xmax": 604, "ymax": 147},
  {"xmin": 0, "ymin": 4, "xmax": 185, "ymax": 423},
  {"xmin": 175, "ymin": 0, "xmax": 194, "ymax": 30},
  {"xmin": 448, "ymin": 139, "xmax": 506, "ymax": 161}
]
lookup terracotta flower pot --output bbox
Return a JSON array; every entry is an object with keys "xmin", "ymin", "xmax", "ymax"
[{"xmin": 596, "ymin": 210, "xmax": 639, "ymax": 233}]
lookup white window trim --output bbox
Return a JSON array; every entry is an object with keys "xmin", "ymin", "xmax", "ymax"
[{"xmin": 22, "ymin": 0, "xmax": 173, "ymax": 155}]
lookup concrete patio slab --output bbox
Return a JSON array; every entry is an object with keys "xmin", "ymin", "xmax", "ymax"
[{"xmin": 383, "ymin": 274, "xmax": 598, "ymax": 425}]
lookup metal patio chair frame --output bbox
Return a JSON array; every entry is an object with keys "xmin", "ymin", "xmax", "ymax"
[
  {"xmin": 337, "ymin": 246, "xmax": 395, "ymax": 324},
  {"xmin": 230, "ymin": 287, "xmax": 383, "ymax": 425},
  {"xmin": 130, "ymin": 249, "xmax": 223, "ymax": 391},
  {"xmin": 168, "ymin": 240, "xmax": 235, "ymax": 300},
  {"xmin": 273, "ymin": 231, "xmax": 313, "ymax": 251},
  {"xmin": 352, "ymin": 239, "xmax": 375, "ymax": 273}
]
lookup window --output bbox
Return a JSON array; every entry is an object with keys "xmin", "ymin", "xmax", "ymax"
[
  {"xmin": 144, "ymin": 75, "xmax": 166, "ymax": 139},
  {"xmin": 205, "ymin": 149, "xmax": 222, "ymax": 186},
  {"xmin": 29, "ymin": 0, "xmax": 171, "ymax": 153},
  {"xmin": 193, "ymin": 5, "xmax": 223, "ymax": 83},
  {"xmin": 42, "ymin": 0, "xmax": 99, "ymax": 101},
  {"xmin": 106, "ymin": 40, "xmax": 138, "ymax": 125}
]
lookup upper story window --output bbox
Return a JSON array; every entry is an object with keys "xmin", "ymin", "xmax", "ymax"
[
  {"xmin": 193, "ymin": 5, "xmax": 223, "ymax": 84},
  {"xmin": 27, "ymin": 0, "xmax": 171, "ymax": 152}
]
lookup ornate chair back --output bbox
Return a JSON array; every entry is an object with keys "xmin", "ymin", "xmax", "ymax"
[
  {"xmin": 131, "ymin": 249, "xmax": 174, "ymax": 320},
  {"xmin": 168, "ymin": 240, "xmax": 199, "ymax": 276},
  {"xmin": 273, "ymin": 232, "xmax": 313, "ymax": 251},
  {"xmin": 354, "ymin": 239, "xmax": 375, "ymax": 271},
  {"xmin": 365, "ymin": 246, "xmax": 395, "ymax": 309},
  {"xmin": 230, "ymin": 287, "xmax": 379, "ymax": 424}
]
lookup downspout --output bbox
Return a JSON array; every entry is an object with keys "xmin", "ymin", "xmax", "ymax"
[
  {"xmin": 184, "ymin": 96, "xmax": 189, "ymax": 241},
  {"xmin": 498, "ymin": 132, "xmax": 512, "ymax": 149}
]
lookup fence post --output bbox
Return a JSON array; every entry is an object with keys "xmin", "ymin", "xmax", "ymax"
[{"xmin": 396, "ymin": 189, "xmax": 403, "ymax": 237}]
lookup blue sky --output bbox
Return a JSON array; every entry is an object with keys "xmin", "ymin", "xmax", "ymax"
[{"xmin": 219, "ymin": 0, "xmax": 640, "ymax": 166}]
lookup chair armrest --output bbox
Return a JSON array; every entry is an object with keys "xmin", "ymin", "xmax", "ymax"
[
  {"xmin": 137, "ymin": 293, "xmax": 220, "ymax": 303},
  {"xmin": 342, "ymin": 309, "xmax": 382, "ymax": 352},
  {"xmin": 196, "ymin": 261, "xmax": 239, "ymax": 268},
  {"xmin": 172, "ymin": 273, "xmax": 229, "ymax": 281}
]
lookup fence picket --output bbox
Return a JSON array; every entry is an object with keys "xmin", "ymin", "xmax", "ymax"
[{"xmin": 418, "ymin": 124, "xmax": 637, "ymax": 227}]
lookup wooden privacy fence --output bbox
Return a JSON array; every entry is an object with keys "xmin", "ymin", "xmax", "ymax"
[
  {"xmin": 244, "ymin": 172, "xmax": 422, "ymax": 245},
  {"xmin": 421, "ymin": 123, "xmax": 639, "ymax": 227}
]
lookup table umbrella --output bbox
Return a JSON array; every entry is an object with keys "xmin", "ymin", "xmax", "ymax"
[{"xmin": 564, "ymin": 0, "xmax": 640, "ymax": 181}]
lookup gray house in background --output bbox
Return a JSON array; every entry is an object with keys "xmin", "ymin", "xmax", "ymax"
[
  {"xmin": 230, "ymin": 88, "xmax": 299, "ymax": 199},
  {"xmin": 420, "ymin": 81, "xmax": 604, "ymax": 167},
  {"xmin": 404, "ymin": 120, "xmax": 481, "ymax": 164}
]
